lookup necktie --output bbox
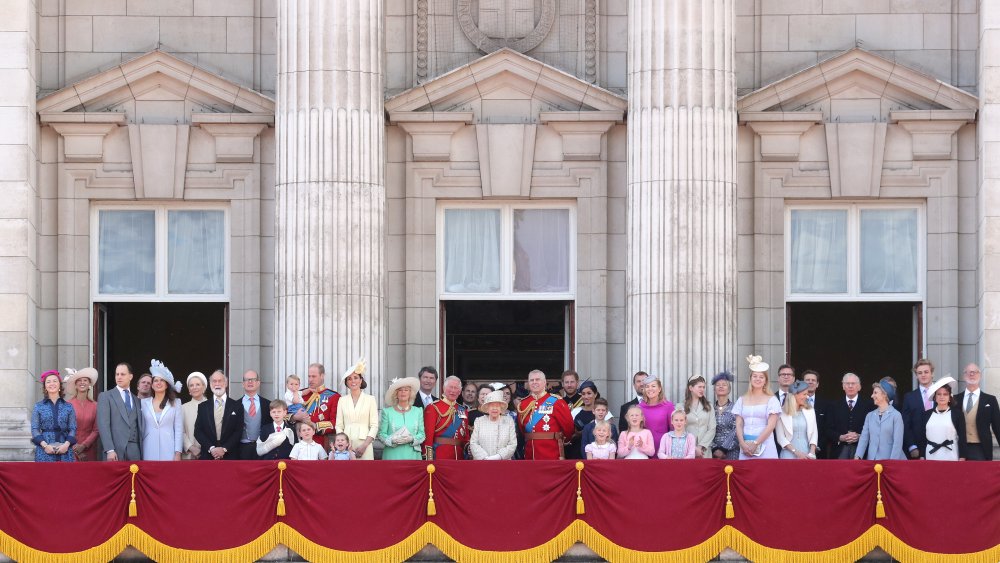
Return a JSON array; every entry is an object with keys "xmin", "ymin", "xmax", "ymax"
[
  {"xmin": 848, "ymin": 399, "xmax": 854, "ymax": 411},
  {"xmin": 249, "ymin": 398, "xmax": 257, "ymax": 417},
  {"xmin": 967, "ymin": 393, "xmax": 974, "ymax": 414},
  {"xmin": 276, "ymin": 425, "xmax": 282, "ymax": 433},
  {"xmin": 922, "ymin": 388, "xmax": 931, "ymax": 410},
  {"xmin": 123, "ymin": 389, "xmax": 133, "ymax": 411},
  {"xmin": 780, "ymin": 392, "xmax": 786, "ymax": 406},
  {"xmin": 216, "ymin": 398, "xmax": 223, "ymax": 410},
  {"xmin": 809, "ymin": 396, "xmax": 815, "ymax": 407}
]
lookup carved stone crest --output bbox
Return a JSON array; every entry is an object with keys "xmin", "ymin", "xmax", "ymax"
[{"xmin": 457, "ymin": 0, "xmax": 556, "ymax": 54}]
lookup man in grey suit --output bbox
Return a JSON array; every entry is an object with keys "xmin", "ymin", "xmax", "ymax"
[{"xmin": 96, "ymin": 362, "xmax": 143, "ymax": 461}]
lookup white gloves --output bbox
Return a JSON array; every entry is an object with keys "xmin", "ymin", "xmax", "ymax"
[{"xmin": 256, "ymin": 431, "xmax": 288, "ymax": 456}]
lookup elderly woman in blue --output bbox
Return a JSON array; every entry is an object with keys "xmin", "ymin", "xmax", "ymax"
[
  {"xmin": 31, "ymin": 370, "xmax": 77, "ymax": 462},
  {"xmin": 855, "ymin": 380, "xmax": 906, "ymax": 460}
]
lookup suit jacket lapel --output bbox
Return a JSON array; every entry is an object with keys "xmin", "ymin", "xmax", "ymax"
[{"xmin": 113, "ymin": 388, "xmax": 129, "ymax": 423}]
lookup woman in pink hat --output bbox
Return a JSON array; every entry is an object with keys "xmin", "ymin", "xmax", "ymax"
[
  {"xmin": 30, "ymin": 370, "xmax": 77, "ymax": 462},
  {"xmin": 64, "ymin": 368, "xmax": 99, "ymax": 461}
]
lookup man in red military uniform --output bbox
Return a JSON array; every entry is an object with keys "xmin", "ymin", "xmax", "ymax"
[
  {"xmin": 423, "ymin": 375, "xmax": 470, "ymax": 460},
  {"xmin": 292, "ymin": 363, "xmax": 340, "ymax": 449},
  {"xmin": 518, "ymin": 369, "xmax": 575, "ymax": 460}
]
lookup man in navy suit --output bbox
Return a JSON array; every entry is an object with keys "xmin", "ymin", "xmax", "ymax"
[
  {"xmin": 901, "ymin": 359, "xmax": 935, "ymax": 459},
  {"xmin": 826, "ymin": 372, "xmax": 874, "ymax": 459},
  {"xmin": 194, "ymin": 370, "xmax": 244, "ymax": 460},
  {"xmin": 954, "ymin": 363, "xmax": 1000, "ymax": 461},
  {"xmin": 415, "ymin": 366, "xmax": 439, "ymax": 409},
  {"xmin": 257, "ymin": 399, "xmax": 296, "ymax": 460},
  {"xmin": 802, "ymin": 370, "xmax": 830, "ymax": 458}
]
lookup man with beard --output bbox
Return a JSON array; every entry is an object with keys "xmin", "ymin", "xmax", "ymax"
[
  {"xmin": 194, "ymin": 370, "xmax": 244, "ymax": 460},
  {"xmin": 519, "ymin": 370, "xmax": 574, "ymax": 460}
]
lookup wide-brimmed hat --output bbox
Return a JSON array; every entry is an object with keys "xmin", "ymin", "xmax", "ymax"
[
  {"xmin": 482, "ymin": 390, "xmax": 507, "ymax": 409},
  {"xmin": 385, "ymin": 377, "xmax": 420, "ymax": 407},
  {"xmin": 927, "ymin": 376, "xmax": 956, "ymax": 398},
  {"xmin": 63, "ymin": 367, "xmax": 98, "ymax": 389},
  {"xmin": 149, "ymin": 360, "xmax": 183, "ymax": 392}
]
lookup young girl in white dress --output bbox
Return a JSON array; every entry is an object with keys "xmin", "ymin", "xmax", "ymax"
[{"xmin": 585, "ymin": 420, "xmax": 617, "ymax": 459}]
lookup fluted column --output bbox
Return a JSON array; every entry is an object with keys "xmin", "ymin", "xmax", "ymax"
[
  {"xmin": 275, "ymin": 0, "xmax": 386, "ymax": 394},
  {"xmin": 625, "ymin": 1, "xmax": 737, "ymax": 400}
]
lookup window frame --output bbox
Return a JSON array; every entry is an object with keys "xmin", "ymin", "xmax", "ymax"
[
  {"xmin": 91, "ymin": 203, "xmax": 231, "ymax": 302},
  {"xmin": 437, "ymin": 201, "xmax": 577, "ymax": 301},
  {"xmin": 784, "ymin": 202, "xmax": 925, "ymax": 302}
]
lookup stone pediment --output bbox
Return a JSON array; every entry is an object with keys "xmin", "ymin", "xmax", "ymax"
[
  {"xmin": 738, "ymin": 48, "xmax": 977, "ymax": 120},
  {"xmin": 37, "ymin": 50, "xmax": 274, "ymax": 118},
  {"xmin": 385, "ymin": 48, "xmax": 626, "ymax": 121}
]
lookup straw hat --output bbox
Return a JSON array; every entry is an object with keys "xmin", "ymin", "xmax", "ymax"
[
  {"xmin": 63, "ymin": 367, "xmax": 98, "ymax": 389},
  {"xmin": 384, "ymin": 377, "xmax": 420, "ymax": 407}
]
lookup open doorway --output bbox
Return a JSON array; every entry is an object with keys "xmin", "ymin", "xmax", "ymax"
[
  {"xmin": 441, "ymin": 300, "xmax": 572, "ymax": 384},
  {"xmin": 787, "ymin": 302, "xmax": 920, "ymax": 401},
  {"xmin": 93, "ymin": 302, "xmax": 228, "ymax": 399}
]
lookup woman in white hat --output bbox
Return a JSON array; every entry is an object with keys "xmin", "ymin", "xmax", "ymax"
[
  {"xmin": 64, "ymin": 368, "xmax": 99, "ymax": 461},
  {"xmin": 181, "ymin": 371, "xmax": 209, "ymax": 459},
  {"xmin": 733, "ymin": 355, "xmax": 781, "ymax": 459},
  {"xmin": 469, "ymin": 390, "xmax": 517, "ymax": 460},
  {"xmin": 140, "ymin": 359, "xmax": 184, "ymax": 461},
  {"xmin": 377, "ymin": 377, "xmax": 425, "ymax": 460},
  {"xmin": 917, "ymin": 377, "xmax": 967, "ymax": 461},
  {"xmin": 335, "ymin": 359, "xmax": 380, "ymax": 460}
]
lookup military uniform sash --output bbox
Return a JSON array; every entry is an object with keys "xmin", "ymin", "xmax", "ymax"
[{"xmin": 525, "ymin": 395, "xmax": 558, "ymax": 433}]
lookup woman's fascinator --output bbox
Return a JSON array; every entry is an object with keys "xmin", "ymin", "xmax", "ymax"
[{"xmin": 745, "ymin": 354, "xmax": 769, "ymax": 373}]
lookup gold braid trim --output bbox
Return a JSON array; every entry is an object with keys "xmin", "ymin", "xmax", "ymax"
[{"xmin": 2, "ymin": 522, "xmax": 1000, "ymax": 562}]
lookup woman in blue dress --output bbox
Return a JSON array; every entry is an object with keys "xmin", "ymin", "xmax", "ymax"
[{"xmin": 31, "ymin": 370, "xmax": 77, "ymax": 462}]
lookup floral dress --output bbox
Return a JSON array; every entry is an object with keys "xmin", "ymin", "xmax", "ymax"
[{"xmin": 711, "ymin": 400, "xmax": 738, "ymax": 460}]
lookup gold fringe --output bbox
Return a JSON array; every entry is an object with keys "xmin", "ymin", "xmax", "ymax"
[
  {"xmin": 276, "ymin": 461, "xmax": 287, "ymax": 517},
  {"xmin": 426, "ymin": 464, "xmax": 437, "ymax": 516},
  {"xmin": 128, "ymin": 464, "xmax": 139, "ymax": 518},
  {"xmin": 874, "ymin": 463, "xmax": 886, "ymax": 519},
  {"xmin": 4, "ymin": 522, "xmax": 1000, "ymax": 562},
  {"xmin": 724, "ymin": 464, "xmax": 734, "ymax": 519},
  {"xmin": 575, "ymin": 461, "xmax": 585, "ymax": 515}
]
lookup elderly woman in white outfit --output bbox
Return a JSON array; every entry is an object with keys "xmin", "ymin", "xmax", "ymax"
[
  {"xmin": 140, "ymin": 360, "xmax": 184, "ymax": 461},
  {"xmin": 181, "ymin": 371, "xmax": 208, "ymax": 459},
  {"xmin": 469, "ymin": 391, "xmax": 517, "ymax": 460},
  {"xmin": 335, "ymin": 359, "xmax": 380, "ymax": 460}
]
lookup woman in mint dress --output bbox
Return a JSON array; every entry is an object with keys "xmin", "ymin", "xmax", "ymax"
[{"xmin": 378, "ymin": 377, "xmax": 426, "ymax": 460}]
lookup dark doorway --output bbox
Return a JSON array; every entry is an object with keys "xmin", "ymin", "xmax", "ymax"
[
  {"xmin": 94, "ymin": 302, "xmax": 228, "ymax": 399},
  {"xmin": 442, "ymin": 300, "xmax": 571, "ymax": 383},
  {"xmin": 787, "ymin": 302, "xmax": 919, "ymax": 401}
]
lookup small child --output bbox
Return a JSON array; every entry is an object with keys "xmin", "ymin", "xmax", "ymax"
[
  {"xmin": 585, "ymin": 420, "xmax": 617, "ymax": 459},
  {"xmin": 618, "ymin": 406, "xmax": 655, "ymax": 459},
  {"xmin": 284, "ymin": 374, "xmax": 304, "ymax": 417},
  {"xmin": 579, "ymin": 398, "xmax": 619, "ymax": 457},
  {"xmin": 288, "ymin": 421, "xmax": 326, "ymax": 460},
  {"xmin": 657, "ymin": 410, "xmax": 696, "ymax": 459},
  {"xmin": 329, "ymin": 432, "xmax": 357, "ymax": 461},
  {"xmin": 256, "ymin": 399, "xmax": 295, "ymax": 460}
]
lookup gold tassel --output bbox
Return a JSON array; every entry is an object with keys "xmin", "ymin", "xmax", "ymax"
[
  {"xmin": 874, "ymin": 463, "xmax": 886, "ymax": 519},
  {"xmin": 575, "ymin": 461, "xmax": 585, "ymax": 515},
  {"xmin": 128, "ymin": 464, "xmax": 139, "ymax": 518},
  {"xmin": 426, "ymin": 464, "xmax": 437, "ymax": 516},
  {"xmin": 724, "ymin": 465, "xmax": 735, "ymax": 519},
  {"xmin": 277, "ymin": 461, "xmax": 287, "ymax": 517}
]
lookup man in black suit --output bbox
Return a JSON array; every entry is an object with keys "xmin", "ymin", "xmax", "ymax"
[
  {"xmin": 194, "ymin": 369, "xmax": 244, "ymax": 460},
  {"xmin": 257, "ymin": 399, "xmax": 296, "ymax": 460},
  {"xmin": 955, "ymin": 363, "xmax": 1000, "ymax": 461},
  {"xmin": 415, "ymin": 366, "xmax": 439, "ymax": 409},
  {"xmin": 618, "ymin": 371, "xmax": 647, "ymax": 432},
  {"xmin": 825, "ymin": 372, "xmax": 874, "ymax": 459},
  {"xmin": 775, "ymin": 364, "xmax": 796, "ymax": 407},
  {"xmin": 238, "ymin": 369, "xmax": 270, "ymax": 460},
  {"xmin": 802, "ymin": 369, "xmax": 829, "ymax": 458},
  {"xmin": 901, "ymin": 358, "xmax": 935, "ymax": 459}
]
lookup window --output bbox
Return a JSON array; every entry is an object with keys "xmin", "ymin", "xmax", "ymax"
[
  {"xmin": 786, "ymin": 204, "xmax": 923, "ymax": 301},
  {"xmin": 439, "ymin": 203, "xmax": 575, "ymax": 299},
  {"xmin": 93, "ymin": 205, "xmax": 229, "ymax": 301}
]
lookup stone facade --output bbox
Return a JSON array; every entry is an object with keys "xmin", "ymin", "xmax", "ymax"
[{"xmin": 0, "ymin": 0, "xmax": 996, "ymax": 464}]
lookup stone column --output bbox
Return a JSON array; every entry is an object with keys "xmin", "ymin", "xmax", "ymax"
[
  {"xmin": 275, "ymin": 0, "xmax": 386, "ymax": 395},
  {"xmin": 978, "ymin": 3, "xmax": 1000, "ymax": 404},
  {"xmin": 0, "ymin": 0, "xmax": 38, "ymax": 460},
  {"xmin": 625, "ymin": 0, "xmax": 737, "ymax": 400}
]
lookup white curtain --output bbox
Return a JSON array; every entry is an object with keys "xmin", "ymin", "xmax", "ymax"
[
  {"xmin": 860, "ymin": 209, "xmax": 918, "ymax": 293},
  {"xmin": 789, "ymin": 209, "xmax": 848, "ymax": 294},
  {"xmin": 513, "ymin": 209, "xmax": 570, "ymax": 292},
  {"xmin": 444, "ymin": 209, "xmax": 502, "ymax": 293},
  {"xmin": 98, "ymin": 210, "xmax": 155, "ymax": 294},
  {"xmin": 168, "ymin": 210, "xmax": 225, "ymax": 294}
]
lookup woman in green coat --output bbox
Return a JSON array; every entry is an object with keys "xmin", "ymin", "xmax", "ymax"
[{"xmin": 378, "ymin": 377, "xmax": 426, "ymax": 460}]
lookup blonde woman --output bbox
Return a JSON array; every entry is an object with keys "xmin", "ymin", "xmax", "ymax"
[
  {"xmin": 777, "ymin": 380, "xmax": 818, "ymax": 459},
  {"xmin": 335, "ymin": 359, "xmax": 379, "ymax": 460},
  {"xmin": 733, "ymin": 356, "xmax": 781, "ymax": 460},
  {"xmin": 64, "ymin": 368, "xmax": 99, "ymax": 461}
]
